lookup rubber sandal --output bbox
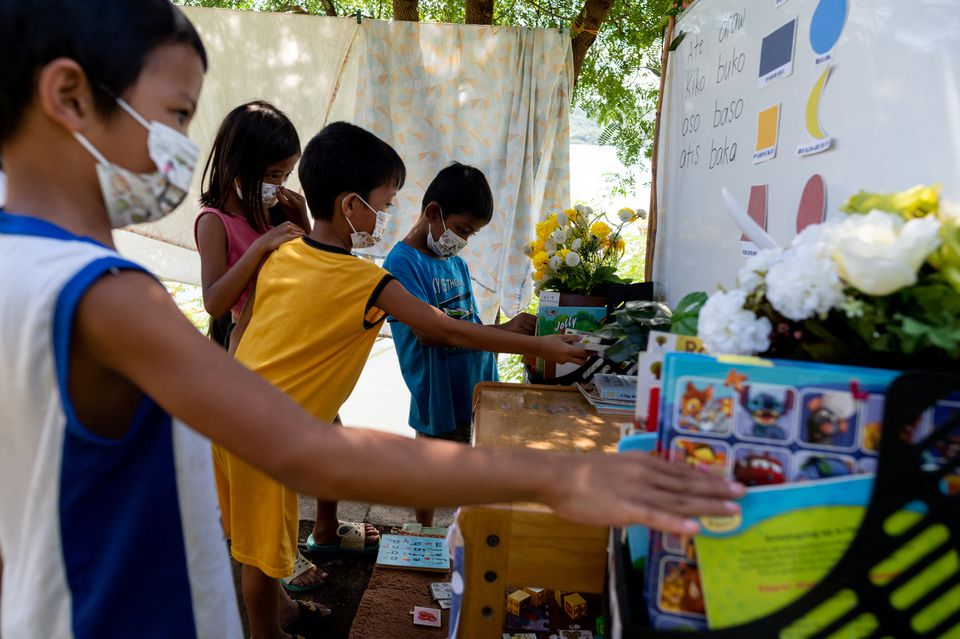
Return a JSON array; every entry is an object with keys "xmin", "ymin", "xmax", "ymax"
[
  {"xmin": 279, "ymin": 551, "xmax": 327, "ymax": 593},
  {"xmin": 282, "ymin": 599, "xmax": 333, "ymax": 635},
  {"xmin": 305, "ymin": 522, "xmax": 379, "ymax": 556}
]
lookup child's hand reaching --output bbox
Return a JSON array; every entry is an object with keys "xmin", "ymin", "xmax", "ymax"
[
  {"xmin": 256, "ymin": 221, "xmax": 304, "ymax": 253},
  {"xmin": 539, "ymin": 333, "xmax": 589, "ymax": 365},
  {"xmin": 548, "ymin": 452, "xmax": 745, "ymax": 535},
  {"xmin": 499, "ymin": 312, "xmax": 536, "ymax": 335}
]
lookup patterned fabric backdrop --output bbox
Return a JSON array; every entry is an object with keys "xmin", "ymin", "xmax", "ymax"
[
  {"xmin": 118, "ymin": 8, "xmax": 572, "ymax": 320},
  {"xmin": 336, "ymin": 20, "xmax": 572, "ymax": 319}
]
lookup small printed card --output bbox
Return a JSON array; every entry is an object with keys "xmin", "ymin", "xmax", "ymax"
[
  {"xmin": 376, "ymin": 535, "xmax": 450, "ymax": 572},
  {"xmin": 412, "ymin": 606, "xmax": 442, "ymax": 627},
  {"xmin": 430, "ymin": 581, "xmax": 452, "ymax": 601}
]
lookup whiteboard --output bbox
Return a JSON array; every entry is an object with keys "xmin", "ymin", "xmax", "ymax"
[{"xmin": 653, "ymin": 0, "xmax": 960, "ymax": 306}]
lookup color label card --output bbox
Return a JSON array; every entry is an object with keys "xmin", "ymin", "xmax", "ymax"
[
  {"xmin": 797, "ymin": 67, "xmax": 834, "ymax": 157},
  {"xmin": 759, "ymin": 19, "xmax": 797, "ymax": 86},
  {"xmin": 741, "ymin": 185, "xmax": 768, "ymax": 257},
  {"xmin": 753, "ymin": 105, "xmax": 780, "ymax": 163}
]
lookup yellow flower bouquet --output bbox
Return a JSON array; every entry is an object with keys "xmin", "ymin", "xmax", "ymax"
[{"xmin": 524, "ymin": 204, "xmax": 646, "ymax": 295}]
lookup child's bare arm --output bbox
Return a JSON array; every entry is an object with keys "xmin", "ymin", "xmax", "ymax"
[
  {"xmin": 195, "ymin": 214, "xmax": 301, "ymax": 318},
  {"xmin": 377, "ymin": 280, "xmax": 587, "ymax": 364},
  {"xmin": 76, "ymin": 271, "xmax": 742, "ymax": 534}
]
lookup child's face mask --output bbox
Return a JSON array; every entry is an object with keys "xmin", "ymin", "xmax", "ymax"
[
  {"xmin": 235, "ymin": 182, "xmax": 281, "ymax": 209},
  {"xmin": 346, "ymin": 195, "xmax": 392, "ymax": 249},
  {"xmin": 426, "ymin": 208, "xmax": 468, "ymax": 258},
  {"xmin": 73, "ymin": 97, "xmax": 199, "ymax": 229}
]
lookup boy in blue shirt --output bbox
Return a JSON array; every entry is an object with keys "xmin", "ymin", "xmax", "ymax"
[{"xmin": 384, "ymin": 163, "xmax": 536, "ymax": 525}]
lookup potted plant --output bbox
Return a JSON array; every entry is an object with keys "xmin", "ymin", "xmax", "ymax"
[{"xmin": 525, "ymin": 204, "xmax": 646, "ymax": 305}]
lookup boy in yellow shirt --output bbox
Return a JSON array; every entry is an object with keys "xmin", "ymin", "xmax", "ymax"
[{"xmin": 221, "ymin": 121, "xmax": 589, "ymax": 634}]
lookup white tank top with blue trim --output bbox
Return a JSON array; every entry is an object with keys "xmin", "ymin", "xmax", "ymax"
[{"xmin": 0, "ymin": 212, "xmax": 241, "ymax": 638}]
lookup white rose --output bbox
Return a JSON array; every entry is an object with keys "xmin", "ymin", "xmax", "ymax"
[
  {"xmin": 583, "ymin": 206, "xmax": 594, "ymax": 216},
  {"xmin": 565, "ymin": 251, "xmax": 581, "ymax": 267},
  {"xmin": 544, "ymin": 238, "xmax": 558, "ymax": 254},
  {"xmin": 827, "ymin": 211, "xmax": 942, "ymax": 296},
  {"xmin": 765, "ymin": 243, "xmax": 845, "ymax": 320},
  {"xmin": 737, "ymin": 248, "xmax": 783, "ymax": 291},
  {"xmin": 574, "ymin": 204, "xmax": 587, "ymax": 216},
  {"xmin": 571, "ymin": 238, "xmax": 583, "ymax": 250},
  {"xmin": 549, "ymin": 254, "xmax": 563, "ymax": 271},
  {"xmin": 617, "ymin": 208, "xmax": 636, "ymax": 223},
  {"xmin": 697, "ymin": 290, "xmax": 773, "ymax": 355}
]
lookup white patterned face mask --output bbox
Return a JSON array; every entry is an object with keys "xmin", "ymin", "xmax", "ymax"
[
  {"xmin": 236, "ymin": 181, "xmax": 281, "ymax": 208},
  {"xmin": 73, "ymin": 98, "xmax": 198, "ymax": 228},
  {"xmin": 347, "ymin": 195, "xmax": 392, "ymax": 249},
  {"xmin": 426, "ymin": 208, "xmax": 468, "ymax": 258}
]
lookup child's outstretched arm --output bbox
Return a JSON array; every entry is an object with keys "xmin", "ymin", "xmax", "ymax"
[
  {"xmin": 377, "ymin": 280, "xmax": 587, "ymax": 364},
  {"xmin": 77, "ymin": 271, "xmax": 743, "ymax": 535}
]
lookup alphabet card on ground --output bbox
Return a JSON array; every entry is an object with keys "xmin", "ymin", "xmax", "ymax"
[{"xmin": 376, "ymin": 535, "xmax": 450, "ymax": 573}]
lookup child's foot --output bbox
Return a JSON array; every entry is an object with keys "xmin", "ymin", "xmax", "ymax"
[
  {"xmin": 307, "ymin": 522, "xmax": 380, "ymax": 555},
  {"xmin": 280, "ymin": 551, "xmax": 328, "ymax": 593},
  {"xmin": 280, "ymin": 599, "xmax": 333, "ymax": 637}
]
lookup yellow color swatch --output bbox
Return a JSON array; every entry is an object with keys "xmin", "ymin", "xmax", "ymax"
[
  {"xmin": 806, "ymin": 67, "xmax": 831, "ymax": 139},
  {"xmin": 756, "ymin": 104, "xmax": 781, "ymax": 152}
]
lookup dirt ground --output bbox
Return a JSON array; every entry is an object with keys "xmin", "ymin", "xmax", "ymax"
[{"xmin": 231, "ymin": 521, "xmax": 380, "ymax": 638}]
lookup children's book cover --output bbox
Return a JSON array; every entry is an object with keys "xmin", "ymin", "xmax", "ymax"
[
  {"xmin": 635, "ymin": 331, "xmax": 705, "ymax": 431},
  {"xmin": 535, "ymin": 293, "xmax": 607, "ymax": 378},
  {"xmin": 695, "ymin": 476, "xmax": 875, "ymax": 629},
  {"xmin": 645, "ymin": 353, "xmax": 901, "ymax": 630},
  {"xmin": 617, "ymin": 433, "xmax": 659, "ymax": 573},
  {"xmin": 376, "ymin": 534, "xmax": 450, "ymax": 572}
]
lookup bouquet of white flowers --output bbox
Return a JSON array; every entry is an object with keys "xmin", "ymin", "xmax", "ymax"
[{"xmin": 697, "ymin": 185, "xmax": 960, "ymax": 365}]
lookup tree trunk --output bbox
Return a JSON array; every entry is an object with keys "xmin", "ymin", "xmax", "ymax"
[
  {"xmin": 321, "ymin": 0, "xmax": 337, "ymax": 16},
  {"xmin": 570, "ymin": 0, "xmax": 615, "ymax": 84},
  {"xmin": 393, "ymin": 0, "xmax": 420, "ymax": 21},
  {"xmin": 644, "ymin": 16, "xmax": 675, "ymax": 283},
  {"xmin": 465, "ymin": 0, "xmax": 494, "ymax": 24}
]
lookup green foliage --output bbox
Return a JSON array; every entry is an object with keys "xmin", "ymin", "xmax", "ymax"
[
  {"xmin": 497, "ymin": 298, "xmax": 539, "ymax": 382},
  {"xmin": 593, "ymin": 300, "xmax": 672, "ymax": 363},
  {"xmin": 670, "ymin": 290, "xmax": 706, "ymax": 336},
  {"xmin": 173, "ymin": 0, "xmax": 669, "ymax": 171},
  {"xmin": 164, "ymin": 281, "xmax": 210, "ymax": 333}
]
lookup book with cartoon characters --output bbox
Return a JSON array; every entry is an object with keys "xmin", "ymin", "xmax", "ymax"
[{"xmin": 644, "ymin": 353, "xmax": 901, "ymax": 630}]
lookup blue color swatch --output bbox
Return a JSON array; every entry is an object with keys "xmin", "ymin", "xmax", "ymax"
[
  {"xmin": 759, "ymin": 19, "xmax": 797, "ymax": 77},
  {"xmin": 810, "ymin": 0, "xmax": 848, "ymax": 55}
]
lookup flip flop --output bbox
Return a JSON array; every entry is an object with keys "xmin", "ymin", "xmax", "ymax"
[
  {"xmin": 305, "ymin": 522, "xmax": 379, "ymax": 556},
  {"xmin": 279, "ymin": 551, "xmax": 328, "ymax": 593},
  {"xmin": 282, "ymin": 599, "xmax": 333, "ymax": 636}
]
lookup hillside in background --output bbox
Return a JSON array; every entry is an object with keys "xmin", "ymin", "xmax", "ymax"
[{"xmin": 570, "ymin": 107, "xmax": 602, "ymax": 145}]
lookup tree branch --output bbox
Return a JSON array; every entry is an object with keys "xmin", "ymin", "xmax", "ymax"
[
  {"xmin": 465, "ymin": 0, "xmax": 494, "ymax": 24},
  {"xmin": 393, "ymin": 0, "xmax": 420, "ymax": 21},
  {"xmin": 570, "ymin": 0, "xmax": 615, "ymax": 85},
  {"xmin": 321, "ymin": 0, "xmax": 337, "ymax": 16}
]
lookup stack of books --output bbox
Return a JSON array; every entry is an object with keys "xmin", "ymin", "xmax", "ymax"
[{"xmin": 576, "ymin": 373, "xmax": 637, "ymax": 415}]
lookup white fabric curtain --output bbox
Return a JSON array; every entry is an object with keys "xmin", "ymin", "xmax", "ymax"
[
  {"xmin": 332, "ymin": 20, "xmax": 572, "ymax": 320},
  {"xmin": 115, "ymin": 7, "xmax": 359, "ymax": 282},
  {"xmin": 116, "ymin": 8, "xmax": 572, "ymax": 321}
]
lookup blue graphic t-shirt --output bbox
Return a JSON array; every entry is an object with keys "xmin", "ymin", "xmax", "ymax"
[{"xmin": 384, "ymin": 241, "xmax": 498, "ymax": 436}]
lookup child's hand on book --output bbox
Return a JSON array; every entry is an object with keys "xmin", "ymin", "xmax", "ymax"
[
  {"xmin": 548, "ymin": 453, "xmax": 745, "ymax": 535},
  {"xmin": 539, "ymin": 333, "xmax": 589, "ymax": 364}
]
